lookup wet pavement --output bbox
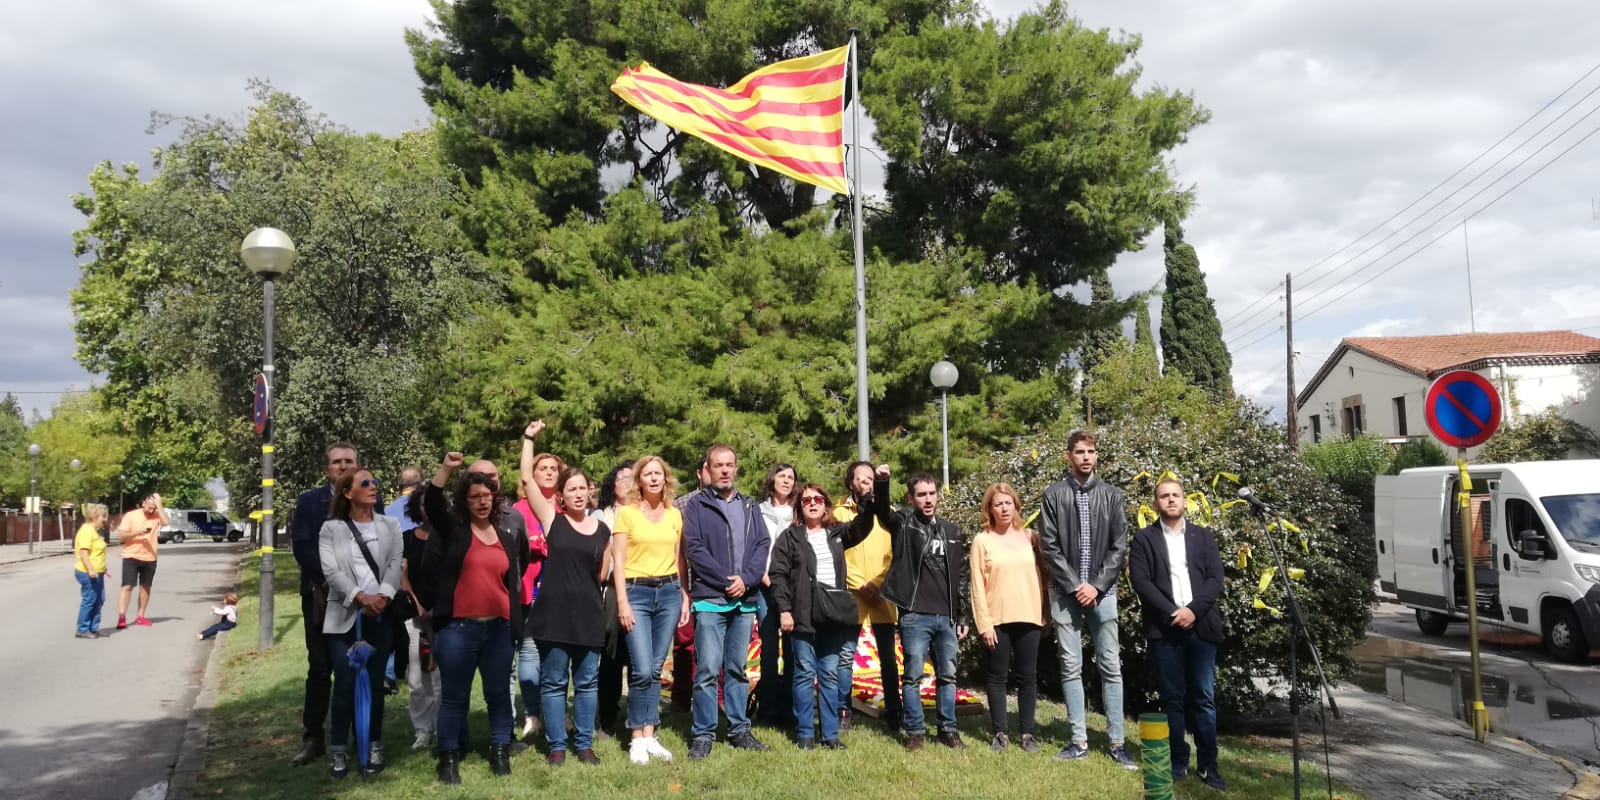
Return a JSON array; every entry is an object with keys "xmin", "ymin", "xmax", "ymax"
[{"xmin": 1353, "ymin": 602, "xmax": 1600, "ymax": 768}]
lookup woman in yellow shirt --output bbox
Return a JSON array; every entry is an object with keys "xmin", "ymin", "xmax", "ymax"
[
  {"xmin": 74, "ymin": 503, "xmax": 110, "ymax": 639},
  {"xmin": 969, "ymin": 484, "xmax": 1047, "ymax": 752},
  {"xmin": 611, "ymin": 455, "xmax": 690, "ymax": 765}
]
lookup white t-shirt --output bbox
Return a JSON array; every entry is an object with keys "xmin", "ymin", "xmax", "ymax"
[
  {"xmin": 347, "ymin": 519, "xmax": 383, "ymax": 596},
  {"xmin": 1163, "ymin": 520, "xmax": 1193, "ymax": 608},
  {"xmin": 806, "ymin": 528, "xmax": 836, "ymax": 588}
]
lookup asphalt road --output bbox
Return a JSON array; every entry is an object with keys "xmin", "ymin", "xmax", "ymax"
[
  {"xmin": 1354, "ymin": 601, "xmax": 1600, "ymax": 767},
  {"xmin": 0, "ymin": 542, "xmax": 245, "ymax": 800}
]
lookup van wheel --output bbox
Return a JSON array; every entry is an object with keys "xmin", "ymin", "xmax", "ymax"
[
  {"xmin": 172, "ymin": 532, "xmax": 185, "ymax": 544},
  {"xmin": 1415, "ymin": 609, "xmax": 1450, "ymax": 636},
  {"xmin": 1544, "ymin": 605, "xmax": 1590, "ymax": 663}
]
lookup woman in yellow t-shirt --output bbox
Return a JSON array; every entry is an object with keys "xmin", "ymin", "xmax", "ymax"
[
  {"xmin": 610, "ymin": 454, "xmax": 689, "ymax": 764},
  {"xmin": 74, "ymin": 503, "xmax": 110, "ymax": 639}
]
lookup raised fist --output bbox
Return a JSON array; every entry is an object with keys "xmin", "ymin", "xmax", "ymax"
[
  {"xmin": 875, "ymin": 464, "xmax": 891, "ymax": 480},
  {"xmin": 524, "ymin": 420, "xmax": 546, "ymax": 439},
  {"xmin": 442, "ymin": 452, "xmax": 465, "ymax": 471}
]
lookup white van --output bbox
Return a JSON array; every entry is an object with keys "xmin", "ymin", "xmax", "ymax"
[{"xmin": 1375, "ymin": 461, "xmax": 1600, "ymax": 662}]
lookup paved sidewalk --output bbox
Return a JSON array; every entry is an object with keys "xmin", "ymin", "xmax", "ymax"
[
  {"xmin": 0, "ymin": 541, "xmax": 74, "ymax": 565},
  {"xmin": 1317, "ymin": 683, "xmax": 1599, "ymax": 800}
]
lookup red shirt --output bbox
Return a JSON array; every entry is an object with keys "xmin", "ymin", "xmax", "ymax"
[
  {"xmin": 514, "ymin": 498, "xmax": 551, "ymax": 604},
  {"xmin": 452, "ymin": 535, "xmax": 511, "ymax": 620}
]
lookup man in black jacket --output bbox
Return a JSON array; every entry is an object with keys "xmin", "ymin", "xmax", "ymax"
[
  {"xmin": 1038, "ymin": 430, "xmax": 1136, "ymax": 768},
  {"xmin": 288, "ymin": 442, "xmax": 359, "ymax": 766},
  {"xmin": 1129, "ymin": 478, "xmax": 1227, "ymax": 791},
  {"xmin": 869, "ymin": 465, "xmax": 969, "ymax": 752}
]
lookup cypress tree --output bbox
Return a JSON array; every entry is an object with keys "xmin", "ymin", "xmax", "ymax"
[
  {"xmin": 1159, "ymin": 222, "xmax": 1233, "ymax": 393},
  {"xmin": 1080, "ymin": 272, "xmax": 1121, "ymax": 380},
  {"xmin": 1132, "ymin": 293, "xmax": 1160, "ymax": 372}
]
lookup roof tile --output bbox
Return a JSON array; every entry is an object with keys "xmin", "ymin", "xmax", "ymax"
[{"xmin": 1344, "ymin": 331, "xmax": 1600, "ymax": 375}]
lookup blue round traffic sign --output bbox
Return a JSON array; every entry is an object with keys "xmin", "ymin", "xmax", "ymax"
[{"xmin": 1424, "ymin": 370, "xmax": 1502, "ymax": 449}]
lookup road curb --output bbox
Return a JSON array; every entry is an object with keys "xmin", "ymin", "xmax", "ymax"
[
  {"xmin": 0, "ymin": 549, "xmax": 73, "ymax": 566},
  {"xmin": 167, "ymin": 625, "xmax": 228, "ymax": 799}
]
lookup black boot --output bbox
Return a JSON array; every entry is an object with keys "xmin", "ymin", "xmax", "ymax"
[
  {"xmin": 290, "ymin": 734, "xmax": 325, "ymax": 766},
  {"xmin": 435, "ymin": 750, "xmax": 462, "ymax": 785},
  {"xmin": 488, "ymin": 743, "xmax": 512, "ymax": 777}
]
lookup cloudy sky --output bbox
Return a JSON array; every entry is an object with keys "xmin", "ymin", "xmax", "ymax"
[{"xmin": 5, "ymin": 0, "xmax": 1600, "ymax": 422}]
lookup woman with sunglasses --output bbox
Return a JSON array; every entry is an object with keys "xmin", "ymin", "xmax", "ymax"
[
  {"xmin": 768, "ymin": 483, "xmax": 875, "ymax": 749},
  {"xmin": 520, "ymin": 420, "xmax": 613, "ymax": 766},
  {"xmin": 420, "ymin": 452, "xmax": 531, "ymax": 784},
  {"xmin": 319, "ymin": 468, "xmax": 404, "ymax": 778}
]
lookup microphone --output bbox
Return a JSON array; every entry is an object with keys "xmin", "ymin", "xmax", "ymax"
[{"xmin": 1236, "ymin": 486, "xmax": 1273, "ymax": 516}]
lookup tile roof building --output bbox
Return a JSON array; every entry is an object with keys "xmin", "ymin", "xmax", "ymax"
[{"xmin": 1294, "ymin": 331, "xmax": 1600, "ymax": 454}]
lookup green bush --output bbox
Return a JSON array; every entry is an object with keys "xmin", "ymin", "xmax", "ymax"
[
  {"xmin": 1387, "ymin": 437, "xmax": 1450, "ymax": 474},
  {"xmin": 1478, "ymin": 407, "xmax": 1600, "ymax": 463},
  {"xmin": 947, "ymin": 345, "xmax": 1373, "ymax": 723}
]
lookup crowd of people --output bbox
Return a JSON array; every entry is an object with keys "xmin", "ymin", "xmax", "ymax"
[{"xmin": 273, "ymin": 426, "xmax": 1231, "ymax": 790}]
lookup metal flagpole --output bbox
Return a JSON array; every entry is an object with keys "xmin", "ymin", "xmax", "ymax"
[{"xmin": 849, "ymin": 31, "xmax": 870, "ymax": 461}]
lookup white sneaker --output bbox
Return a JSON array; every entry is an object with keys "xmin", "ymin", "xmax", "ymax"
[
  {"xmin": 411, "ymin": 730, "xmax": 433, "ymax": 751},
  {"xmin": 628, "ymin": 738, "xmax": 651, "ymax": 765},
  {"xmin": 643, "ymin": 737, "xmax": 674, "ymax": 762},
  {"xmin": 521, "ymin": 716, "xmax": 541, "ymax": 740}
]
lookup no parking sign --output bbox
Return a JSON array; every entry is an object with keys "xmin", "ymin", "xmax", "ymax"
[{"xmin": 1424, "ymin": 370, "xmax": 1502, "ymax": 449}]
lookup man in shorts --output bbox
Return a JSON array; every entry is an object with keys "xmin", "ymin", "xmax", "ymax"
[{"xmin": 116, "ymin": 493, "xmax": 169, "ymax": 629}]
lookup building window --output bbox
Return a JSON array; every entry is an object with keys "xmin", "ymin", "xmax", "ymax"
[
  {"xmin": 1393, "ymin": 396, "xmax": 1408, "ymax": 437},
  {"xmin": 1310, "ymin": 414, "xmax": 1322, "ymax": 443},
  {"xmin": 1341, "ymin": 395, "xmax": 1365, "ymax": 436}
]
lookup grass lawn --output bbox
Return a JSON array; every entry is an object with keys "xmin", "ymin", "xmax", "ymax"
[{"xmin": 189, "ymin": 556, "xmax": 1362, "ymax": 799}]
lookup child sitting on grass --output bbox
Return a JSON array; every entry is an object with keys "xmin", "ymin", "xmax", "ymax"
[{"xmin": 196, "ymin": 593, "xmax": 240, "ymax": 640}]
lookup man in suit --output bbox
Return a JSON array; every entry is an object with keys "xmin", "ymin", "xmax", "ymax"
[
  {"xmin": 1038, "ymin": 430, "xmax": 1135, "ymax": 768},
  {"xmin": 1129, "ymin": 477, "xmax": 1227, "ymax": 792},
  {"xmin": 289, "ymin": 442, "xmax": 360, "ymax": 766}
]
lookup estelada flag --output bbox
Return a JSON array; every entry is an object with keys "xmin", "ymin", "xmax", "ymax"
[{"xmin": 611, "ymin": 45, "xmax": 849, "ymax": 195}]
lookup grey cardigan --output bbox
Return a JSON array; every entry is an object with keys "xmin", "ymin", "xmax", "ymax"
[{"xmin": 318, "ymin": 515, "xmax": 404, "ymax": 635}]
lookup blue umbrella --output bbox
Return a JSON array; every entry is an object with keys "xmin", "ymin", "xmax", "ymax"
[{"xmin": 348, "ymin": 613, "xmax": 378, "ymax": 776}]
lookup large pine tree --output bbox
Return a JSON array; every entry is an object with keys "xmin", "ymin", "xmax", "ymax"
[{"xmin": 1159, "ymin": 222, "xmax": 1233, "ymax": 393}]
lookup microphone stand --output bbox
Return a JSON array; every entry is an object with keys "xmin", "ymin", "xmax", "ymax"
[{"xmin": 1248, "ymin": 501, "xmax": 1340, "ymax": 800}]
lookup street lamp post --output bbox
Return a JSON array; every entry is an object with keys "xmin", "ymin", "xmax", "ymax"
[
  {"xmin": 69, "ymin": 458, "xmax": 82, "ymax": 548},
  {"xmin": 242, "ymin": 227, "xmax": 297, "ymax": 651},
  {"xmin": 929, "ymin": 360, "xmax": 959, "ymax": 489},
  {"xmin": 26, "ymin": 443, "xmax": 40, "ymax": 554}
]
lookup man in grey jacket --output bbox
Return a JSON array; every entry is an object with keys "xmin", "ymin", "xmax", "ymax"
[{"xmin": 1038, "ymin": 430, "xmax": 1136, "ymax": 769}]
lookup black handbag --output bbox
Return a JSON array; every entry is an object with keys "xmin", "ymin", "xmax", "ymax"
[{"xmin": 812, "ymin": 582, "xmax": 858, "ymax": 627}]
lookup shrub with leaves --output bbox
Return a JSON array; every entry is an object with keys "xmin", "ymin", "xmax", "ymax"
[
  {"xmin": 1479, "ymin": 407, "xmax": 1600, "ymax": 463},
  {"xmin": 947, "ymin": 343, "xmax": 1373, "ymax": 722},
  {"xmin": 1388, "ymin": 437, "xmax": 1450, "ymax": 474}
]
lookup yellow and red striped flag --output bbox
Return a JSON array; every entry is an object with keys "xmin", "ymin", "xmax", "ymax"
[{"xmin": 611, "ymin": 45, "xmax": 849, "ymax": 195}]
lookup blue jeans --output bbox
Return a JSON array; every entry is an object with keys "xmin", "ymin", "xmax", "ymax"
[
  {"xmin": 327, "ymin": 617, "xmax": 393, "ymax": 749},
  {"xmin": 898, "ymin": 611, "xmax": 958, "ymax": 735},
  {"xmin": 538, "ymin": 642, "xmax": 600, "ymax": 753},
  {"xmin": 517, "ymin": 630, "xmax": 541, "ymax": 722},
  {"xmin": 1051, "ymin": 590, "xmax": 1125, "ymax": 745},
  {"xmin": 75, "ymin": 572, "xmax": 105, "ymax": 634},
  {"xmin": 199, "ymin": 620, "xmax": 237, "ymax": 639},
  {"xmin": 625, "ymin": 579, "xmax": 681, "ymax": 729},
  {"xmin": 837, "ymin": 622, "xmax": 902, "ymax": 722},
  {"xmin": 1151, "ymin": 631, "xmax": 1218, "ymax": 774},
  {"xmin": 433, "ymin": 618, "xmax": 515, "ymax": 751},
  {"xmin": 691, "ymin": 608, "xmax": 756, "ymax": 740},
  {"xmin": 792, "ymin": 624, "xmax": 853, "ymax": 741}
]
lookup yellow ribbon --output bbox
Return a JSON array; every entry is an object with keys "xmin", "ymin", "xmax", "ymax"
[
  {"xmin": 1023, "ymin": 509, "xmax": 1040, "ymax": 528},
  {"xmin": 1137, "ymin": 505, "xmax": 1157, "ymax": 528}
]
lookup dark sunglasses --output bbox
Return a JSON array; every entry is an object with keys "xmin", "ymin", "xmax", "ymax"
[
  {"xmin": 358, "ymin": 479, "xmax": 379, "ymax": 488},
  {"xmin": 800, "ymin": 495, "xmax": 827, "ymax": 506}
]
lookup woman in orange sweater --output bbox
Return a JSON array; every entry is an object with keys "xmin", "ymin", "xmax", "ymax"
[{"xmin": 969, "ymin": 483, "xmax": 1047, "ymax": 752}]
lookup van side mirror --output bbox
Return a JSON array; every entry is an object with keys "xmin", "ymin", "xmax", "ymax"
[{"xmin": 1517, "ymin": 529, "xmax": 1549, "ymax": 559}]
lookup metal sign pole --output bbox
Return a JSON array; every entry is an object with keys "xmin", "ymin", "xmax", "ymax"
[{"xmin": 1456, "ymin": 455, "xmax": 1489, "ymax": 743}]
